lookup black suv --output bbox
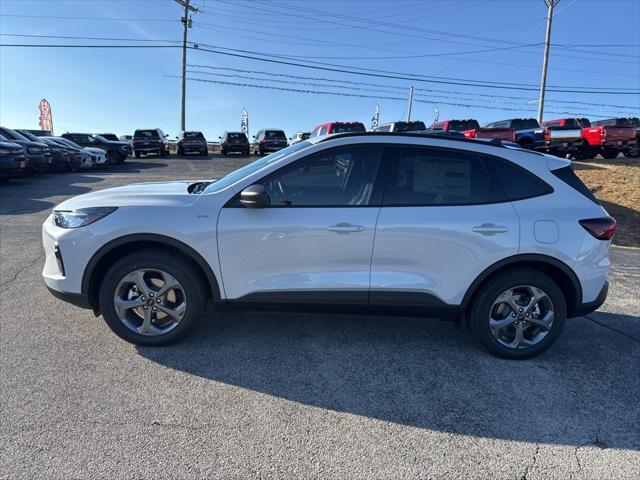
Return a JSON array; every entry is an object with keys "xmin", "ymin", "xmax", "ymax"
[
  {"xmin": 132, "ymin": 129, "xmax": 169, "ymax": 158},
  {"xmin": 219, "ymin": 131, "xmax": 250, "ymax": 156},
  {"xmin": 0, "ymin": 136, "xmax": 27, "ymax": 177},
  {"xmin": 252, "ymin": 129, "xmax": 287, "ymax": 155},
  {"xmin": 177, "ymin": 131, "xmax": 208, "ymax": 156},
  {"xmin": 62, "ymin": 133, "xmax": 129, "ymax": 163},
  {"xmin": 0, "ymin": 127, "xmax": 51, "ymax": 173}
]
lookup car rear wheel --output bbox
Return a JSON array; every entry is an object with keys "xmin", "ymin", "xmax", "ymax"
[
  {"xmin": 623, "ymin": 143, "xmax": 639, "ymax": 157},
  {"xmin": 469, "ymin": 269, "xmax": 566, "ymax": 359},
  {"xmin": 99, "ymin": 250, "xmax": 207, "ymax": 346},
  {"xmin": 601, "ymin": 148, "xmax": 619, "ymax": 159}
]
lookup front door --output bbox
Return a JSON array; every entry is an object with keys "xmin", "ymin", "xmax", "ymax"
[{"xmin": 217, "ymin": 145, "xmax": 386, "ymax": 311}]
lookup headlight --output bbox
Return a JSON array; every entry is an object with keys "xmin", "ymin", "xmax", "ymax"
[
  {"xmin": 53, "ymin": 207, "xmax": 118, "ymax": 229},
  {"xmin": 27, "ymin": 146, "xmax": 43, "ymax": 154}
]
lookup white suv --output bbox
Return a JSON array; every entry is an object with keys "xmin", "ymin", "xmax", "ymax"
[{"xmin": 42, "ymin": 133, "xmax": 614, "ymax": 358}]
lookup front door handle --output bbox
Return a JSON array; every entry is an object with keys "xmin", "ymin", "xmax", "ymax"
[
  {"xmin": 472, "ymin": 223, "xmax": 509, "ymax": 235},
  {"xmin": 327, "ymin": 223, "xmax": 365, "ymax": 234}
]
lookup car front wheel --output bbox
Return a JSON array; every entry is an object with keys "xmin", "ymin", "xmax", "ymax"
[
  {"xmin": 468, "ymin": 269, "xmax": 566, "ymax": 359},
  {"xmin": 98, "ymin": 250, "xmax": 206, "ymax": 346}
]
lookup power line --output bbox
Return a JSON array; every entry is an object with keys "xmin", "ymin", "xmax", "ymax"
[
  {"xmin": 2, "ymin": 42, "xmax": 638, "ymax": 95},
  {"xmin": 166, "ymin": 74, "xmax": 624, "ymax": 118},
  {"xmin": 185, "ymin": 65, "xmax": 639, "ymax": 113},
  {"xmin": 202, "ymin": 0, "xmax": 640, "ymax": 64}
]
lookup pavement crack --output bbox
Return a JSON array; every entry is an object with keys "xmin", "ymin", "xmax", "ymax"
[
  {"xmin": 584, "ymin": 314, "xmax": 640, "ymax": 344},
  {"xmin": 0, "ymin": 254, "xmax": 44, "ymax": 289}
]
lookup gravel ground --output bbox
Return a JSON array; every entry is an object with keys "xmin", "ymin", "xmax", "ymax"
[{"xmin": 1, "ymin": 154, "xmax": 639, "ymax": 479}]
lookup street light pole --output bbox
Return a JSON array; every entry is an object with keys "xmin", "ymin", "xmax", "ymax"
[
  {"xmin": 537, "ymin": 0, "xmax": 560, "ymax": 124},
  {"xmin": 176, "ymin": 0, "xmax": 197, "ymax": 132}
]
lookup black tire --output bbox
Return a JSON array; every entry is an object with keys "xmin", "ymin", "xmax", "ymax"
[
  {"xmin": 177, "ymin": 146, "xmax": 184, "ymax": 156},
  {"xmin": 134, "ymin": 151, "xmax": 141, "ymax": 158},
  {"xmin": 221, "ymin": 148, "xmax": 227, "ymax": 156},
  {"xmin": 623, "ymin": 143, "xmax": 639, "ymax": 158},
  {"xmin": 574, "ymin": 144, "xmax": 594, "ymax": 161},
  {"xmin": 161, "ymin": 148, "xmax": 169, "ymax": 157},
  {"xmin": 601, "ymin": 148, "xmax": 619, "ymax": 159},
  {"xmin": 468, "ymin": 268, "xmax": 567, "ymax": 359},
  {"xmin": 98, "ymin": 249, "xmax": 207, "ymax": 346}
]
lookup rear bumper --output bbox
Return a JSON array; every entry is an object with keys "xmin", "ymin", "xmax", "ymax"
[
  {"xmin": 571, "ymin": 281, "xmax": 608, "ymax": 318},
  {"xmin": 223, "ymin": 144, "xmax": 249, "ymax": 152},
  {"xmin": 179, "ymin": 144, "xmax": 207, "ymax": 153}
]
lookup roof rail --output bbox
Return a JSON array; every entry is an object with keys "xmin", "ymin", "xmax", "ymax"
[{"xmin": 316, "ymin": 131, "xmax": 508, "ymax": 149}]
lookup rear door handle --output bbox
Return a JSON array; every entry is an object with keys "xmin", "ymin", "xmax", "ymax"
[
  {"xmin": 327, "ymin": 223, "xmax": 365, "ymax": 234},
  {"xmin": 472, "ymin": 223, "xmax": 509, "ymax": 235}
]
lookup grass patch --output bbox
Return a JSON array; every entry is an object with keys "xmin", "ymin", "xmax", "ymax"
[{"xmin": 574, "ymin": 156, "xmax": 640, "ymax": 248}]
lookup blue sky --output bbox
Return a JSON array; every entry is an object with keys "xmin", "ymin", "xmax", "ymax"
[{"xmin": 1, "ymin": 0, "xmax": 639, "ymax": 140}]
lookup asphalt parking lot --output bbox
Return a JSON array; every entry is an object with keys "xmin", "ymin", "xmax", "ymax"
[{"xmin": 1, "ymin": 154, "xmax": 639, "ymax": 479}]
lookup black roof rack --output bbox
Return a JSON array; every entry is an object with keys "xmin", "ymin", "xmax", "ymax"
[{"xmin": 316, "ymin": 131, "xmax": 509, "ymax": 149}]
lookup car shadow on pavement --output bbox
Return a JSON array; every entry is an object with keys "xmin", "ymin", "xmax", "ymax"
[
  {"xmin": 0, "ymin": 174, "xmax": 103, "ymax": 214},
  {"xmin": 137, "ymin": 309, "xmax": 640, "ymax": 450}
]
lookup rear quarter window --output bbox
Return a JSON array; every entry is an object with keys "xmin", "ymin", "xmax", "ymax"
[
  {"xmin": 488, "ymin": 157, "xmax": 553, "ymax": 201},
  {"xmin": 551, "ymin": 166, "xmax": 599, "ymax": 204}
]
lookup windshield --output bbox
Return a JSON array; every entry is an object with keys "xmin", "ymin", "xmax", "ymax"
[
  {"xmin": 100, "ymin": 133, "xmax": 118, "ymax": 141},
  {"xmin": 56, "ymin": 137, "xmax": 82, "ymax": 149},
  {"xmin": 449, "ymin": 120, "xmax": 480, "ymax": 131},
  {"xmin": 630, "ymin": 118, "xmax": 640, "ymax": 127},
  {"xmin": 203, "ymin": 141, "xmax": 312, "ymax": 193},
  {"xmin": 184, "ymin": 131, "xmax": 204, "ymax": 139}
]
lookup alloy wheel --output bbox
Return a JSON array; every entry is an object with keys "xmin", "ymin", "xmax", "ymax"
[
  {"xmin": 489, "ymin": 285, "xmax": 554, "ymax": 350},
  {"xmin": 113, "ymin": 268, "xmax": 187, "ymax": 336}
]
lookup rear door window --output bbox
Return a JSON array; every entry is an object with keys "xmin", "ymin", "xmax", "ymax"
[{"xmin": 384, "ymin": 147, "xmax": 507, "ymax": 206}]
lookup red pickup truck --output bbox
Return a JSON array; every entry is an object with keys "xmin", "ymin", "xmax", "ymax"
[
  {"xmin": 543, "ymin": 117, "xmax": 636, "ymax": 159},
  {"xmin": 429, "ymin": 119, "xmax": 515, "ymax": 142}
]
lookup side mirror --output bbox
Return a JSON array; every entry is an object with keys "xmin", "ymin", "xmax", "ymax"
[
  {"xmin": 218, "ymin": 136, "xmax": 222, "ymax": 139},
  {"xmin": 240, "ymin": 184, "xmax": 269, "ymax": 209}
]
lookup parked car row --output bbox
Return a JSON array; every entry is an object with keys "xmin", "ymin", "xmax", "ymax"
[
  {"xmin": 0, "ymin": 126, "xmax": 133, "ymax": 179},
  {"xmin": 242, "ymin": 116, "xmax": 638, "ymax": 160}
]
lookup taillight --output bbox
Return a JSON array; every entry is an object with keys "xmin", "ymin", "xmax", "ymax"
[
  {"xmin": 579, "ymin": 217, "xmax": 616, "ymax": 240},
  {"xmin": 601, "ymin": 129, "xmax": 607, "ymax": 138},
  {"xmin": 544, "ymin": 128, "xmax": 550, "ymax": 142}
]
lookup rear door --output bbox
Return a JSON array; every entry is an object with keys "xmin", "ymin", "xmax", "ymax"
[
  {"xmin": 217, "ymin": 144, "xmax": 386, "ymax": 310},
  {"xmin": 370, "ymin": 146, "xmax": 520, "ymax": 312}
]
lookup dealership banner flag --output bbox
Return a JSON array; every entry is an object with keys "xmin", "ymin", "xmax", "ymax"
[
  {"xmin": 241, "ymin": 107, "xmax": 249, "ymax": 138},
  {"xmin": 371, "ymin": 104, "xmax": 379, "ymax": 128},
  {"xmin": 38, "ymin": 98, "xmax": 53, "ymax": 134}
]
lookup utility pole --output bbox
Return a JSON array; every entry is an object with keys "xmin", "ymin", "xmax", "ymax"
[
  {"xmin": 407, "ymin": 86, "xmax": 414, "ymax": 121},
  {"xmin": 176, "ymin": 0, "xmax": 198, "ymax": 132},
  {"xmin": 537, "ymin": 0, "xmax": 559, "ymax": 124}
]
